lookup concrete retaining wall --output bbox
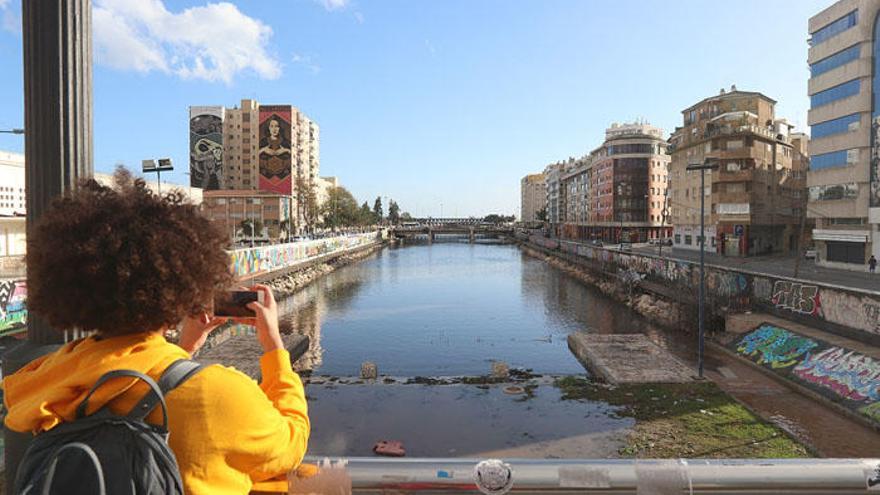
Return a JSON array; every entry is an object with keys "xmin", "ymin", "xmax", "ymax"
[{"xmin": 524, "ymin": 234, "xmax": 880, "ymax": 346}]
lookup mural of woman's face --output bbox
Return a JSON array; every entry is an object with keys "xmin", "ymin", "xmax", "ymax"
[{"xmin": 269, "ymin": 119, "xmax": 280, "ymax": 138}]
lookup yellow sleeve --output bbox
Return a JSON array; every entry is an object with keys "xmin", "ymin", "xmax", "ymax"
[{"xmin": 222, "ymin": 349, "xmax": 310, "ymax": 482}]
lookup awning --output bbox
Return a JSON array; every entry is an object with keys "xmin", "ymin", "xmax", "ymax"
[{"xmin": 812, "ymin": 229, "xmax": 869, "ymax": 243}]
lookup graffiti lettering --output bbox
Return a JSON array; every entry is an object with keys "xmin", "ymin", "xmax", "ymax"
[
  {"xmin": 0, "ymin": 279, "xmax": 27, "ymax": 335},
  {"xmin": 793, "ymin": 347, "xmax": 880, "ymax": 402},
  {"xmin": 230, "ymin": 232, "xmax": 379, "ymax": 278},
  {"xmin": 771, "ymin": 281, "xmax": 821, "ymax": 316},
  {"xmin": 736, "ymin": 324, "xmax": 819, "ymax": 369}
]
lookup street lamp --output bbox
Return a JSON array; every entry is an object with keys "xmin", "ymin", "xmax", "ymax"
[
  {"xmin": 686, "ymin": 159, "xmax": 718, "ymax": 379},
  {"xmin": 0, "ymin": 128, "xmax": 25, "ymax": 134}
]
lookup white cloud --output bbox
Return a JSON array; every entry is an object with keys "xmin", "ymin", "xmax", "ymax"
[
  {"xmin": 0, "ymin": 0, "xmax": 18, "ymax": 34},
  {"xmin": 93, "ymin": 0, "xmax": 280, "ymax": 83},
  {"xmin": 316, "ymin": 0, "xmax": 349, "ymax": 11},
  {"xmin": 291, "ymin": 53, "xmax": 321, "ymax": 74}
]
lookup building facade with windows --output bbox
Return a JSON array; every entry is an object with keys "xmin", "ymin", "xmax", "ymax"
[
  {"xmin": 202, "ymin": 190, "xmax": 291, "ymax": 243},
  {"xmin": 541, "ymin": 121, "xmax": 670, "ymax": 243},
  {"xmin": 0, "ymin": 151, "xmax": 25, "ymax": 218},
  {"xmin": 191, "ymin": 99, "xmax": 321, "ymax": 235},
  {"xmin": 807, "ymin": 1, "xmax": 880, "ymax": 268},
  {"xmin": 520, "ymin": 173, "xmax": 547, "ymax": 224},
  {"xmin": 668, "ymin": 87, "xmax": 804, "ymax": 256}
]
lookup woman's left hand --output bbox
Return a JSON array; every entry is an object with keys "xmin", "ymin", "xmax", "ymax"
[{"xmin": 178, "ymin": 312, "xmax": 228, "ymax": 355}]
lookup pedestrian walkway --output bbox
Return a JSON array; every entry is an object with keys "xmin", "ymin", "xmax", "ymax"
[{"xmin": 630, "ymin": 244, "xmax": 879, "ymax": 292}]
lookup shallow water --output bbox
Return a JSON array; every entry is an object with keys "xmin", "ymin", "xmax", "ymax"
[{"xmin": 278, "ymin": 241, "xmax": 677, "ymax": 376}]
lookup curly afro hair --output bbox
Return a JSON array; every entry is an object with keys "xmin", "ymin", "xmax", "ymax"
[{"xmin": 26, "ymin": 168, "xmax": 233, "ymax": 336}]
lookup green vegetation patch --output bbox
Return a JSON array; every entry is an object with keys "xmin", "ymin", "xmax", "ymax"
[{"xmin": 554, "ymin": 377, "xmax": 809, "ymax": 458}]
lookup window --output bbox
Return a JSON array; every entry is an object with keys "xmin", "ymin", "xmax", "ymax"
[
  {"xmin": 810, "ymin": 10, "xmax": 858, "ymax": 46},
  {"xmin": 826, "ymin": 240, "xmax": 865, "ymax": 264},
  {"xmin": 811, "ymin": 44, "xmax": 861, "ymax": 76},
  {"xmin": 809, "ymin": 182, "xmax": 858, "ymax": 201},
  {"xmin": 675, "ymin": 234, "xmax": 681, "ymax": 244},
  {"xmin": 811, "ymin": 150, "xmax": 851, "ymax": 170},
  {"xmin": 811, "ymin": 79, "xmax": 860, "ymax": 108},
  {"xmin": 811, "ymin": 113, "xmax": 860, "ymax": 139},
  {"xmin": 684, "ymin": 235, "xmax": 692, "ymax": 245}
]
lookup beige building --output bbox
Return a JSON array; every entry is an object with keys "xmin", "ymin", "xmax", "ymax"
[
  {"xmin": 807, "ymin": 1, "xmax": 880, "ymax": 269},
  {"xmin": 0, "ymin": 151, "xmax": 25, "ymax": 217},
  {"xmin": 668, "ymin": 87, "xmax": 805, "ymax": 256},
  {"xmin": 520, "ymin": 173, "xmax": 546, "ymax": 223},
  {"xmin": 192, "ymin": 99, "xmax": 321, "ymax": 234},
  {"xmin": 202, "ymin": 190, "xmax": 292, "ymax": 243},
  {"xmin": 544, "ymin": 122, "xmax": 670, "ymax": 243}
]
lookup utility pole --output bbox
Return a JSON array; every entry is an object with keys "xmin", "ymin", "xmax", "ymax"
[{"xmin": 687, "ymin": 159, "xmax": 717, "ymax": 379}]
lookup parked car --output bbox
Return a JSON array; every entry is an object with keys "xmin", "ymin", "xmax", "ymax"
[
  {"xmin": 804, "ymin": 247, "xmax": 818, "ymax": 260},
  {"xmin": 589, "ymin": 239, "xmax": 603, "ymax": 247}
]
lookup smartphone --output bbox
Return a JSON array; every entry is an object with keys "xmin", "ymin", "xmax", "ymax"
[{"xmin": 213, "ymin": 290, "xmax": 262, "ymax": 317}]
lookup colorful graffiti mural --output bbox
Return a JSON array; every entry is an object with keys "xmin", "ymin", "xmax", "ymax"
[
  {"xmin": 728, "ymin": 322, "xmax": 880, "ymax": 426},
  {"xmin": 793, "ymin": 347, "xmax": 880, "ymax": 402},
  {"xmin": 0, "ymin": 279, "xmax": 27, "ymax": 336},
  {"xmin": 258, "ymin": 105, "xmax": 293, "ymax": 195},
  {"xmin": 736, "ymin": 324, "xmax": 819, "ymax": 369},
  {"xmin": 230, "ymin": 232, "xmax": 379, "ymax": 278}
]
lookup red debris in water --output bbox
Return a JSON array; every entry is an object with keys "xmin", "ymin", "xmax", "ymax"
[{"xmin": 373, "ymin": 440, "xmax": 406, "ymax": 457}]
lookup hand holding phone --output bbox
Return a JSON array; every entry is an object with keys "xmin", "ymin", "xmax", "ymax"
[{"xmin": 213, "ymin": 290, "xmax": 264, "ymax": 318}]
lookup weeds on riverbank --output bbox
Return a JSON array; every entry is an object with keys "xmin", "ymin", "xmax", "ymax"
[{"xmin": 554, "ymin": 377, "xmax": 809, "ymax": 458}]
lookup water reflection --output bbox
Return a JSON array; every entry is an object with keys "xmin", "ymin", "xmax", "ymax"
[{"xmin": 277, "ymin": 243, "xmax": 676, "ymax": 376}]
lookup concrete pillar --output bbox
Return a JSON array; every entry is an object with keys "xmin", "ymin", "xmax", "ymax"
[
  {"xmin": 469, "ymin": 227, "xmax": 475, "ymax": 243},
  {"xmin": 428, "ymin": 228, "xmax": 434, "ymax": 243},
  {"xmin": 3, "ymin": 0, "xmax": 93, "ymax": 486}
]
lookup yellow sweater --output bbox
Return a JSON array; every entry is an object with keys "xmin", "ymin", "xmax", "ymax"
[{"xmin": 2, "ymin": 332, "xmax": 310, "ymax": 495}]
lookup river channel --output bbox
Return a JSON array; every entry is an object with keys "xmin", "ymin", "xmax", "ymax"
[{"xmin": 278, "ymin": 240, "xmax": 679, "ymax": 377}]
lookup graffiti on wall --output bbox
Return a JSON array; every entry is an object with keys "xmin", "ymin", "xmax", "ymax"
[
  {"xmin": 230, "ymin": 232, "xmax": 378, "ymax": 278},
  {"xmin": 770, "ymin": 281, "xmax": 821, "ymax": 316},
  {"xmin": 793, "ymin": 347, "xmax": 880, "ymax": 402},
  {"xmin": 0, "ymin": 279, "xmax": 27, "ymax": 335},
  {"xmin": 736, "ymin": 324, "xmax": 819, "ymax": 369}
]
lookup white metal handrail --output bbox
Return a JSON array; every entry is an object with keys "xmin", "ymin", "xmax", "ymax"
[{"xmin": 301, "ymin": 456, "xmax": 880, "ymax": 494}]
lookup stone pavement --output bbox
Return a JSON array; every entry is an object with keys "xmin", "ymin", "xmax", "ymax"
[{"xmin": 567, "ymin": 333, "xmax": 695, "ymax": 384}]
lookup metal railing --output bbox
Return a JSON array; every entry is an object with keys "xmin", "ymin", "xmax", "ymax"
[{"xmin": 299, "ymin": 457, "xmax": 880, "ymax": 494}]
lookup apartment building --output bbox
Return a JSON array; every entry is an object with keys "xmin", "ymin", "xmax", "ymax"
[
  {"xmin": 807, "ymin": 1, "xmax": 880, "ymax": 268},
  {"xmin": 544, "ymin": 122, "xmax": 669, "ymax": 243},
  {"xmin": 520, "ymin": 173, "xmax": 546, "ymax": 224},
  {"xmin": 667, "ymin": 87, "xmax": 804, "ymax": 256},
  {"xmin": 189, "ymin": 99, "xmax": 321, "ymax": 234}
]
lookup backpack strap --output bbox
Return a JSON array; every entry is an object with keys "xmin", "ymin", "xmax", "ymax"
[
  {"xmin": 127, "ymin": 359, "xmax": 204, "ymax": 424},
  {"xmin": 76, "ymin": 370, "xmax": 168, "ymax": 430}
]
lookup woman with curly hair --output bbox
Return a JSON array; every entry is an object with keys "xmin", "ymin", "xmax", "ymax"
[{"xmin": 2, "ymin": 169, "xmax": 309, "ymax": 494}]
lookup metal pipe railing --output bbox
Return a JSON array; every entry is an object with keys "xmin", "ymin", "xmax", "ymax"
[{"xmin": 300, "ymin": 457, "xmax": 880, "ymax": 494}]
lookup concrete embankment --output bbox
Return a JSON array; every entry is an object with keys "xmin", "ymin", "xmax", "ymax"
[
  {"xmin": 265, "ymin": 242, "xmax": 384, "ymax": 298},
  {"xmin": 519, "ymin": 243, "xmax": 694, "ymax": 333}
]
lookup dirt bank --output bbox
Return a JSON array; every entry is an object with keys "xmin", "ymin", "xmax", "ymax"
[{"xmin": 266, "ymin": 243, "xmax": 384, "ymax": 298}]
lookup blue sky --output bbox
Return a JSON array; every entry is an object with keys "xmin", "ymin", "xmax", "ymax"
[{"xmin": 0, "ymin": 0, "xmax": 829, "ymax": 217}]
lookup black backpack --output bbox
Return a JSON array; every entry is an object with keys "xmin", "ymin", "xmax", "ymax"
[{"xmin": 14, "ymin": 359, "xmax": 203, "ymax": 495}]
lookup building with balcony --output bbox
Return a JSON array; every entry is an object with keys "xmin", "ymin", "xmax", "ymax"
[
  {"xmin": 520, "ymin": 173, "xmax": 547, "ymax": 224},
  {"xmin": 807, "ymin": 1, "xmax": 880, "ymax": 268},
  {"xmin": 668, "ymin": 87, "xmax": 805, "ymax": 256},
  {"xmin": 541, "ymin": 121, "xmax": 670, "ymax": 243},
  {"xmin": 190, "ymin": 99, "xmax": 321, "ymax": 235}
]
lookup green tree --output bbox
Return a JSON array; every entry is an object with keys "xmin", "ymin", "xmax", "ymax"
[
  {"xmin": 373, "ymin": 196, "xmax": 383, "ymax": 222},
  {"xmin": 535, "ymin": 207, "xmax": 547, "ymax": 222},
  {"xmin": 240, "ymin": 219, "xmax": 263, "ymax": 239},
  {"xmin": 483, "ymin": 214, "xmax": 515, "ymax": 224},
  {"xmin": 320, "ymin": 186, "xmax": 361, "ymax": 228},
  {"xmin": 400, "ymin": 212, "xmax": 413, "ymax": 221},
  {"xmin": 388, "ymin": 200, "xmax": 401, "ymax": 225},
  {"xmin": 360, "ymin": 201, "xmax": 374, "ymax": 225},
  {"xmin": 295, "ymin": 175, "xmax": 319, "ymax": 232}
]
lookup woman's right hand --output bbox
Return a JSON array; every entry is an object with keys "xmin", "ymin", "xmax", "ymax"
[{"xmin": 245, "ymin": 284, "xmax": 284, "ymax": 353}]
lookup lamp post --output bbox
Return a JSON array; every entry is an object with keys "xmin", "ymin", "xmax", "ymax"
[
  {"xmin": 0, "ymin": 128, "xmax": 25, "ymax": 134},
  {"xmin": 686, "ymin": 159, "xmax": 718, "ymax": 379}
]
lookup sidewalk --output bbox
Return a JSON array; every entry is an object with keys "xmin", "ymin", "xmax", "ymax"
[{"xmin": 630, "ymin": 244, "xmax": 880, "ymax": 293}]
